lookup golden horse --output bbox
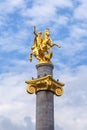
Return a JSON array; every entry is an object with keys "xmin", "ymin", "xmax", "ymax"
[{"xmin": 29, "ymin": 27, "xmax": 61, "ymax": 63}]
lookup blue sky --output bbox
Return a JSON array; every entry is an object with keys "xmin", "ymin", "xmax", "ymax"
[{"xmin": 0, "ymin": 0, "xmax": 87, "ymax": 130}]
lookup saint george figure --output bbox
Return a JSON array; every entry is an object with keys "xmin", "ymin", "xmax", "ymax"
[
  {"xmin": 29, "ymin": 26, "xmax": 43, "ymax": 62},
  {"xmin": 32, "ymin": 26, "xmax": 43, "ymax": 51}
]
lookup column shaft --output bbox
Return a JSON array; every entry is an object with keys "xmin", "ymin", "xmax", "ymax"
[{"xmin": 36, "ymin": 64, "xmax": 54, "ymax": 130}]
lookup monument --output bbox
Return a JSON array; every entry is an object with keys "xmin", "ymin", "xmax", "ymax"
[{"xmin": 25, "ymin": 26, "xmax": 64, "ymax": 130}]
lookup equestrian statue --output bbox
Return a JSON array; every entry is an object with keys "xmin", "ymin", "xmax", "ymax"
[{"xmin": 29, "ymin": 26, "xmax": 61, "ymax": 64}]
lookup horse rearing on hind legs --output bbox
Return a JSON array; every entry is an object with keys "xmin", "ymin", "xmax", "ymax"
[{"xmin": 29, "ymin": 26, "xmax": 61, "ymax": 64}]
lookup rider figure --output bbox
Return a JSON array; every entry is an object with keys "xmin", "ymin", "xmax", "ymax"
[{"xmin": 32, "ymin": 26, "xmax": 43, "ymax": 51}]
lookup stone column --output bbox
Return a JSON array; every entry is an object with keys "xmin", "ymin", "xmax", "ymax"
[{"xmin": 36, "ymin": 63, "xmax": 54, "ymax": 130}]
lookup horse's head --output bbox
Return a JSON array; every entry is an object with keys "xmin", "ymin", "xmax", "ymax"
[{"xmin": 44, "ymin": 28, "xmax": 50, "ymax": 38}]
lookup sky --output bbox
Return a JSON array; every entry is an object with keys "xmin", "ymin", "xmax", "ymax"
[{"xmin": 0, "ymin": 0, "xmax": 87, "ymax": 130}]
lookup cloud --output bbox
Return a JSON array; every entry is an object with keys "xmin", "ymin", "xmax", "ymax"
[
  {"xmin": 0, "ymin": 116, "xmax": 34, "ymax": 130},
  {"xmin": 74, "ymin": 0, "xmax": 87, "ymax": 20},
  {"xmin": 22, "ymin": 4, "xmax": 57, "ymax": 25},
  {"xmin": 55, "ymin": 124, "xmax": 63, "ymax": 130},
  {"xmin": 56, "ymin": 16, "xmax": 69, "ymax": 25},
  {"xmin": 70, "ymin": 25, "xmax": 87, "ymax": 39},
  {"xmin": 21, "ymin": 0, "xmax": 73, "ymax": 25},
  {"xmin": 0, "ymin": 0, "xmax": 25, "ymax": 14},
  {"xmin": 0, "ymin": 72, "xmax": 36, "ymax": 124},
  {"xmin": 0, "ymin": 0, "xmax": 26, "ymax": 28},
  {"xmin": 54, "ymin": 65, "xmax": 87, "ymax": 130},
  {"xmin": 0, "ymin": 28, "xmax": 30, "ymax": 53},
  {"xmin": 55, "ymin": 105, "xmax": 87, "ymax": 130},
  {"xmin": 54, "ymin": 17, "xmax": 87, "ymax": 66},
  {"xmin": 34, "ymin": 0, "xmax": 73, "ymax": 8}
]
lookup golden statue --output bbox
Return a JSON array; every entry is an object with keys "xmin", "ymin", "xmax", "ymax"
[
  {"xmin": 26, "ymin": 27, "xmax": 65, "ymax": 96},
  {"xmin": 29, "ymin": 26, "xmax": 61, "ymax": 64}
]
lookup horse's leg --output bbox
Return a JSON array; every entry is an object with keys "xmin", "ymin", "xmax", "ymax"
[
  {"xmin": 36, "ymin": 50, "xmax": 42, "ymax": 61},
  {"xmin": 29, "ymin": 53, "xmax": 33, "ymax": 62},
  {"xmin": 51, "ymin": 43, "xmax": 61, "ymax": 48}
]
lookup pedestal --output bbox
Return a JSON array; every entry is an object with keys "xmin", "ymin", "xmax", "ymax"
[{"xmin": 25, "ymin": 63, "xmax": 64, "ymax": 130}]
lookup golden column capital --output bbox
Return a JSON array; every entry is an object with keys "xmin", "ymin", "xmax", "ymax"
[{"xmin": 25, "ymin": 75, "xmax": 64, "ymax": 96}]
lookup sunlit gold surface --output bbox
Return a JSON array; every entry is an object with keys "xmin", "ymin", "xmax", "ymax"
[
  {"xmin": 25, "ymin": 75, "xmax": 64, "ymax": 96},
  {"xmin": 29, "ymin": 26, "xmax": 61, "ymax": 64}
]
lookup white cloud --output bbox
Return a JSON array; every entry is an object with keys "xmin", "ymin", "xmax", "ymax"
[
  {"xmin": 57, "ymin": 23, "xmax": 87, "ymax": 59},
  {"xmin": 34, "ymin": 0, "xmax": 73, "ymax": 8},
  {"xmin": 55, "ymin": 106, "xmax": 87, "ymax": 130},
  {"xmin": 0, "ymin": 29, "xmax": 30, "ymax": 53},
  {"xmin": 0, "ymin": 0, "xmax": 26, "ymax": 28},
  {"xmin": 21, "ymin": 0, "xmax": 73, "ymax": 25},
  {"xmin": 54, "ymin": 65, "xmax": 87, "ymax": 130},
  {"xmin": 74, "ymin": 0, "xmax": 87, "ymax": 20},
  {"xmin": 0, "ymin": 116, "xmax": 34, "ymax": 130},
  {"xmin": 0, "ymin": 0, "xmax": 25, "ymax": 14},
  {"xmin": 70, "ymin": 25, "xmax": 87, "ymax": 39},
  {"xmin": 22, "ymin": 4, "xmax": 57, "ymax": 25},
  {"xmin": 57, "ymin": 16, "xmax": 69, "ymax": 25},
  {"xmin": 0, "ymin": 72, "xmax": 36, "ymax": 124}
]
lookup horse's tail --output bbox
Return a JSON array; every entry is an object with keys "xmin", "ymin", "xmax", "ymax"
[
  {"xmin": 29, "ymin": 53, "xmax": 32, "ymax": 62},
  {"xmin": 49, "ymin": 48, "xmax": 53, "ymax": 58}
]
